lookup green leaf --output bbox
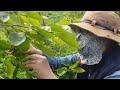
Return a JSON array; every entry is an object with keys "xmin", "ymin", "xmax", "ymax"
[
  {"xmin": 20, "ymin": 57, "xmax": 29, "ymax": 62},
  {"xmin": 12, "ymin": 65, "xmax": 19, "ymax": 79},
  {"xmin": 13, "ymin": 38, "xmax": 30, "ymax": 60},
  {"xmin": 37, "ymin": 28, "xmax": 54, "ymax": 38},
  {"xmin": 0, "ymin": 30, "xmax": 7, "ymax": 41},
  {"xmin": 9, "ymin": 13, "xmax": 21, "ymax": 25},
  {"xmin": 0, "ymin": 51, "xmax": 5, "ymax": 58},
  {"xmin": 60, "ymin": 21, "xmax": 71, "ymax": 25},
  {"xmin": 49, "ymin": 24, "xmax": 79, "ymax": 49},
  {"xmin": 71, "ymin": 67, "xmax": 85, "ymax": 73},
  {"xmin": 28, "ymin": 17, "xmax": 41, "ymax": 28},
  {"xmin": 69, "ymin": 60, "xmax": 80, "ymax": 69},
  {"xmin": 6, "ymin": 61, "xmax": 16, "ymax": 79},
  {"xmin": 67, "ymin": 72, "xmax": 76, "ymax": 79},
  {"xmin": 0, "ymin": 75, "xmax": 4, "ymax": 79},
  {"xmin": 17, "ymin": 14, "xmax": 29, "ymax": 25},
  {"xmin": 18, "ymin": 62, "xmax": 26, "ymax": 71},
  {"xmin": 59, "ymin": 18, "xmax": 71, "ymax": 25},
  {"xmin": 32, "ymin": 42, "xmax": 54, "ymax": 57},
  {"xmin": 26, "ymin": 70, "xmax": 35, "ymax": 79},
  {"xmin": 26, "ymin": 11, "xmax": 43, "ymax": 20},
  {"xmin": 8, "ymin": 32, "xmax": 26, "ymax": 46},
  {"xmin": 52, "ymin": 37, "xmax": 63, "ymax": 46},
  {"xmin": 59, "ymin": 73, "xmax": 69, "ymax": 79},
  {"xmin": 74, "ymin": 73, "xmax": 78, "ymax": 79},
  {"xmin": 5, "ymin": 18, "xmax": 15, "ymax": 24},
  {"xmin": 16, "ymin": 38, "xmax": 30, "ymax": 53},
  {"xmin": 62, "ymin": 62, "xmax": 72, "ymax": 67},
  {"xmin": 57, "ymin": 67, "xmax": 67, "ymax": 76},
  {"xmin": 37, "ymin": 28, "xmax": 63, "ymax": 45},
  {"xmin": 0, "ymin": 40, "xmax": 11, "ymax": 50},
  {"xmin": 0, "ymin": 11, "xmax": 10, "ymax": 22},
  {"xmin": 74, "ymin": 19, "xmax": 80, "ymax": 23},
  {"xmin": 29, "ymin": 33, "xmax": 52, "ymax": 45},
  {"xmin": 7, "ymin": 55, "xmax": 17, "ymax": 66}
]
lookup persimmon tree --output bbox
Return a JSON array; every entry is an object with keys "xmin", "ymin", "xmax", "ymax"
[{"xmin": 0, "ymin": 11, "xmax": 85, "ymax": 79}]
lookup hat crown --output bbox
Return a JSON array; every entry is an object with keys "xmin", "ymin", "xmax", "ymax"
[{"xmin": 81, "ymin": 11, "xmax": 120, "ymax": 33}]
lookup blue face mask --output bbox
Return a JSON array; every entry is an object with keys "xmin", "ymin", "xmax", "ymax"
[{"xmin": 75, "ymin": 30, "xmax": 103, "ymax": 65}]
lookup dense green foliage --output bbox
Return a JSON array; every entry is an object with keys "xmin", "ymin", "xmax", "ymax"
[
  {"xmin": 0, "ymin": 11, "xmax": 86, "ymax": 79},
  {"xmin": 0, "ymin": 11, "xmax": 119, "ymax": 79}
]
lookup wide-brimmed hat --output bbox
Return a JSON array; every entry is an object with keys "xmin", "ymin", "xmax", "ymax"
[{"xmin": 69, "ymin": 11, "xmax": 120, "ymax": 44}]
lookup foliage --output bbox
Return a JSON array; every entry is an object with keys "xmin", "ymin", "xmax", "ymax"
[
  {"xmin": 55, "ymin": 60, "xmax": 85, "ymax": 79},
  {"xmin": 0, "ymin": 11, "xmax": 86, "ymax": 79}
]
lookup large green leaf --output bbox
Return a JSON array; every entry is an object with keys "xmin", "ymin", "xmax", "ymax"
[
  {"xmin": 6, "ymin": 55, "xmax": 17, "ymax": 66},
  {"xmin": 29, "ymin": 32, "xmax": 63, "ymax": 52},
  {"xmin": 6, "ymin": 61, "xmax": 16, "ymax": 79},
  {"xmin": 37, "ymin": 28, "xmax": 63, "ymax": 45},
  {"xmin": 37, "ymin": 28, "xmax": 54, "ymax": 38},
  {"xmin": 8, "ymin": 32, "xmax": 26, "ymax": 46},
  {"xmin": 69, "ymin": 60, "xmax": 80, "ymax": 69},
  {"xmin": 28, "ymin": 17, "xmax": 41, "ymax": 28},
  {"xmin": 57, "ymin": 67, "xmax": 67, "ymax": 76},
  {"xmin": 51, "ymin": 37, "xmax": 63, "ymax": 46},
  {"xmin": 29, "ymin": 33, "xmax": 52, "ymax": 45},
  {"xmin": 17, "ymin": 14, "xmax": 29, "ymax": 25},
  {"xmin": 26, "ymin": 11, "xmax": 43, "ymax": 20},
  {"xmin": 71, "ymin": 67, "xmax": 85, "ymax": 73},
  {"xmin": 49, "ymin": 24, "xmax": 79, "ymax": 49}
]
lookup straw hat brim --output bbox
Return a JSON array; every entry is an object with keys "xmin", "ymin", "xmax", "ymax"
[{"xmin": 69, "ymin": 22, "xmax": 120, "ymax": 44}]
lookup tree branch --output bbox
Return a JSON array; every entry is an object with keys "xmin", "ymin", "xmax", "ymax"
[{"xmin": 0, "ymin": 24, "xmax": 30, "ymax": 28}]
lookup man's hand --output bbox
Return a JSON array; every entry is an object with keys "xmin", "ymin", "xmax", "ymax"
[
  {"xmin": 22, "ymin": 54, "xmax": 57, "ymax": 79},
  {"xmin": 25, "ymin": 46, "xmax": 42, "ymax": 55}
]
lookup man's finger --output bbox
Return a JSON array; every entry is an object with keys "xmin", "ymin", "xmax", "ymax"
[
  {"xmin": 24, "ymin": 48, "xmax": 35, "ymax": 55},
  {"xmin": 22, "ymin": 59, "xmax": 39, "ymax": 65},
  {"xmin": 25, "ymin": 54, "xmax": 44, "ymax": 60},
  {"xmin": 24, "ymin": 64, "xmax": 35, "ymax": 69}
]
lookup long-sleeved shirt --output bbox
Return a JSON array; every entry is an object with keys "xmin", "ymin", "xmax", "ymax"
[{"xmin": 42, "ymin": 53, "xmax": 120, "ymax": 79}]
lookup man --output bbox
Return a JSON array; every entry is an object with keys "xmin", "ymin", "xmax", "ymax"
[{"xmin": 23, "ymin": 11, "xmax": 120, "ymax": 79}]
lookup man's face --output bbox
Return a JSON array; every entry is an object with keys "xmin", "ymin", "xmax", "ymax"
[
  {"xmin": 75, "ymin": 30, "xmax": 93, "ymax": 49},
  {"xmin": 75, "ymin": 29, "xmax": 103, "ymax": 65}
]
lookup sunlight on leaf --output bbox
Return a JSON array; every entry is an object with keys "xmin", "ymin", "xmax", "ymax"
[{"xmin": 8, "ymin": 32, "xmax": 26, "ymax": 46}]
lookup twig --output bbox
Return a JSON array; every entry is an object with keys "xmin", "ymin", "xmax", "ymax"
[{"xmin": 0, "ymin": 24, "xmax": 30, "ymax": 28}]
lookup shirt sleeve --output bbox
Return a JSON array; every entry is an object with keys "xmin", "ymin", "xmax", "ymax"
[
  {"xmin": 104, "ymin": 70, "xmax": 120, "ymax": 79},
  {"xmin": 42, "ymin": 53, "xmax": 80, "ymax": 70}
]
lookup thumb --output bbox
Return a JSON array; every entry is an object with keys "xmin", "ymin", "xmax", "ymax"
[
  {"xmin": 24, "ymin": 43, "xmax": 35, "ymax": 54},
  {"xmin": 30, "ymin": 43, "xmax": 34, "ymax": 48},
  {"xmin": 24, "ymin": 46, "xmax": 35, "ymax": 55}
]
